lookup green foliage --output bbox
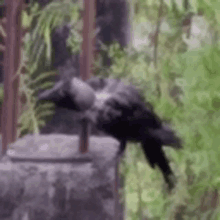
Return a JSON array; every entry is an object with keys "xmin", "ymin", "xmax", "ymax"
[
  {"xmin": 13, "ymin": 49, "xmax": 56, "ymax": 138},
  {"xmin": 104, "ymin": 1, "xmax": 220, "ymax": 218},
  {"xmin": 67, "ymin": 27, "xmax": 82, "ymax": 54},
  {"xmin": 26, "ymin": 0, "xmax": 80, "ymax": 67},
  {"xmin": 13, "ymin": 0, "xmax": 82, "ymax": 138},
  {"xmin": 114, "ymin": 43, "xmax": 220, "ymax": 219},
  {"xmin": 119, "ymin": 44, "xmax": 220, "ymax": 219}
]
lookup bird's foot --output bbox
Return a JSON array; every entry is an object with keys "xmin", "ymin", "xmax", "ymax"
[{"xmin": 165, "ymin": 174, "xmax": 177, "ymax": 193}]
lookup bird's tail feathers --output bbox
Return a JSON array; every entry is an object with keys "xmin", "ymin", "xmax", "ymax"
[
  {"xmin": 148, "ymin": 124, "xmax": 182, "ymax": 149},
  {"xmin": 141, "ymin": 139, "xmax": 177, "ymax": 190}
]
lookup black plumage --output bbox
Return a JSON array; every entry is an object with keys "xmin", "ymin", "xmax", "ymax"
[{"xmin": 38, "ymin": 77, "xmax": 182, "ymax": 190}]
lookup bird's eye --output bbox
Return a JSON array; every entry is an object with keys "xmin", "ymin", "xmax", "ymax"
[{"xmin": 58, "ymin": 88, "xmax": 65, "ymax": 97}]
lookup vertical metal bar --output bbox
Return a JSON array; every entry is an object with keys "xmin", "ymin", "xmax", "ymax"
[
  {"xmin": 79, "ymin": 0, "xmax": 96, "ymax": 153},
  {"xmin": 12, "ymin": 1, "xmax": 23, "ymax": 142},
  {"xmin": 0, "ymin": 5, "xmax": 6, "ymax": 135},
  {"xmin": 2, "ymin": 0, "xmax": 23, "ymax": 154},
  {"xmin": 114, "ymin": 159, "xmax": 120, "ymax": 220},
  {"xmin": 79, "ymin": 118, "xmax": 90, "ymax": 153},
  {"xmin": 115, "ymin": 156, "xmax": 125, "ymax": 220},
  {"xmin": 80, "ymin": 0, "xmax": 96, "ymax": 81}
]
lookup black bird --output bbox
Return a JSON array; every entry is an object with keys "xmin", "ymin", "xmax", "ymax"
[
  {"xmin": 38, "ymin": 77, "xmax": 96, "ymax": 112},
  {"xmin": 38, "ymin": 77, "xmax": 182, "ymax": 190}
]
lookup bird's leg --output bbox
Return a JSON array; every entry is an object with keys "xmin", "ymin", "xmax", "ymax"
[
  {"xmin": 163, "ymin": 172, "xmax": 177, "ymax": 192},
  {"xmin": 78, "ymin": 118, "xmax": 92, "ymax": 153},
  {"xmin": 156, "ymin": 150, "xmax": 177, "ymax": 192},
  {"xmin": 117, "ymin": 139, "xmax": 127, "ymax": 158}
]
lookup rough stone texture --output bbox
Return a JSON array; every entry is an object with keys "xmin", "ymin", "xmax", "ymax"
[{"xmin": 0, "ymin": 134, "xmax": 123, "ymax": 220}]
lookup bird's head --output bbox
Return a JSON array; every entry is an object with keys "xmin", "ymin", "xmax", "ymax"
[{"xmin": 38, "ymin": 77, "xmax": 96, "ymax": 112}]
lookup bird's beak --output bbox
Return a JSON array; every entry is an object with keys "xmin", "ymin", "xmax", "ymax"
[{"xmin": 38, "ymin": 81, "xmax": 65, "ymax": 102}]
